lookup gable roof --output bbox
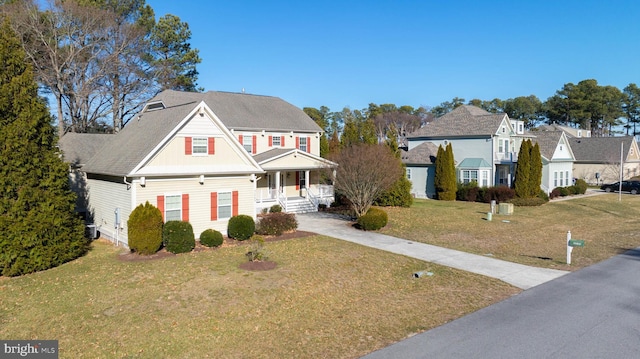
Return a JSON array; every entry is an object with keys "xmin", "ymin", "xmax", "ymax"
[
  {"xmin": 531, "ymin": 131, "xmax": 564, "ymax": 160},
  {"xmin": 254, "ymin": 148, "xmax": 337, "ymax": 170},
  {"xmin": 407, "ymin": 105, "xmax": 508, "ymax": 138},
  {"xmin": 58, "ymin": 132, "xmax": 114, "ymax": 167},
  {"xmin": 144, "ymin": 90, "xmax": 322, "ymax": 133},
  {"xmin": 570, "ymin": 136, "xmax": 636, "ymax": 162},
  {"xmin": 77, "ymin": 90, "xmax": 319, "ymax": 177},
  {"xmin": 401, "ymin": 142, "xmax": 438, "ymax": 165}
]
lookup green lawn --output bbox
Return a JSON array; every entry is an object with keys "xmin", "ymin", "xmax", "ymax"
[
  {"xmin": 0, "ymin": 237, "xmax": 518, "ymax": 358},
  {"xmin": 380, "ymin": 192, "xmax": 640, "ymax": 270}
]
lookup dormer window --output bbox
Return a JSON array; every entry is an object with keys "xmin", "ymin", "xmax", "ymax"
[
  {"xmin": 192, "ymin": 138, "xmax": 208, "ymax": 154},
  {"xmin": 501, "ymin": 126, "xmax": 506, "ymax": 133}
]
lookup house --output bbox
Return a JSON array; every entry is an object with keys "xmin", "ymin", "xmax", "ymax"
[
  {"xmin": 537, "ymin": 123, "xmax": 592, "ymax": 138},
  {"xmin": 568, "ymin": 136, "xmax": 640, "ymax": 185},
  {"xmin": 403, "ymin": 105, "xmax": 531, "ymax": 198},
  {"xmin": 59, "ymin": 90, "xmax": 336, "ymax": 246},
  {"xmin": 402, "ymin": 105, "xmax": 577, "ymax": 197},
  {"xmin": 529, "ymin": 131, "xmax": 576, "ymax": 192}
]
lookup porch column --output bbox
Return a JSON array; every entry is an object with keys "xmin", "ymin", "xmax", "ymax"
[
  {"xmin": 305, "ymin": 170, "xmax": 310, "ymax": 189},
  {"xmin": 275, "ymin": 171, "xmax": 281, "ymax": 197}
]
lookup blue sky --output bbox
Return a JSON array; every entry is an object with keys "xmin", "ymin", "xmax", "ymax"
[{"xmin": 148, "ymin": 0, "xmax": 640, "ymax": 112}]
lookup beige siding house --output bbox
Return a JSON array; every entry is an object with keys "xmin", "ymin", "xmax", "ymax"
[
  {"xmin": 569, "ymin": 136, "xmax": 640, "ymax": 185},
  {"xmin": 59, "ymin": 90, "xmax": 336, "ymax": 247}
]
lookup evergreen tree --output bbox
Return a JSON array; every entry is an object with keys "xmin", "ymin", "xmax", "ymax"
[
  {"xmin": 0, "ymin": 19, "xmax": 88, "ymax": 276},
  {"xmin": 434, "ymin": 143, "xmax": 456, "ymax": 201},
  {"xmin": 514, "ymin": 140, "xmax": 531, "ymax": 198},
  {"xmin": 529, "ymin": 142, "xmax": 543, "ymax": 197}
]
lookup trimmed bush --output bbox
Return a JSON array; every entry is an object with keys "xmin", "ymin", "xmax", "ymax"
[
  {"xmin": 480, "ymin": 186, "xmax": 515, "ymax": 203},
  {"xmin": 163, "ymin": 221, "xmax": 195, "ymax": 254},
  {"xmin": 256, "ymin": 212, "xmax": 297, "ymax": 236},
  {"xmin": 269, "ymin": 204, "xmax": 282, "ymax": 213},
  {"xmin": 574, "ymin": 179, "xmax": 588, "ymax": 194},
  {"xmin": 357, "ymin": 207, "xmax": 388, "ymax": 231},
  {"xmin": 200, "ymin": 229, "xmax": 224, "ymax": 247},
  {"xmin": 456, "ymin": 181, "xmax": 480, "ymax": 202},
  {"xmin": 509, "ymin": 197, "xmax": 547, "ymax": 206},
  {"xmin": 228, "ymin": 214, "xmax": 255, "ymax": 241},
  {"xmin": 128, "ymin": 201, "xmax": 163, "ymax": 255},
  {"xmin": 374, "ymin": 175, "xmax": 413, "ymax": 207},
  {"xmin": 558, "ymin": 187, "xmax": 570, "ymax": 196}
]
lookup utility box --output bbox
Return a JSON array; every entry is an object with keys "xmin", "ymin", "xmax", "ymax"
[{"xmin": 498, "ymin": 203, "xmax": 514, "ymax": 215}]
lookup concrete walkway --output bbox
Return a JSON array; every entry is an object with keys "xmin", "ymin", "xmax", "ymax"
[{"xmin": 296, "ymin": 212, "xmax": 568, "ymax": 290}]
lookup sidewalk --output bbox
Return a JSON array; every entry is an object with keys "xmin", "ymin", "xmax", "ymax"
[{"xmin": 296, "ymin": 212, "xmax": 568, "ymax": 290}]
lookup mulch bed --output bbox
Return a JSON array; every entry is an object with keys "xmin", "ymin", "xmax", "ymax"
[{"xmin": 116, "ymin": 230, "xmax": 316, "ymax": 266}]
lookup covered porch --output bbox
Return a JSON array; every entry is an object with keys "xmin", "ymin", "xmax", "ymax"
[{"xmin": 253, "ymin": 149, "xmax": 337, "ymax": 213}]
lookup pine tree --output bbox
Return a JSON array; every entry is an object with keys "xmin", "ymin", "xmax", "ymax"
[
  {"xmin": 529, "ymin": 142, "xmax": 543, "ymax": 197},
  {"xmin": 0, "ymin": 20, "xmax": 88, "ymax": 276},
  {"xmin": 514, "ymin": 140, "xmax": 531, "ymax": 198}
]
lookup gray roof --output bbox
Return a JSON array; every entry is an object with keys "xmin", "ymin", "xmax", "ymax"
[
  {"xmin": 58, "ymin": 132, "xmax": 114, "ymax": 167},
  {"xmin": 408, "ymin": 105, "xmax": 507, "ymax": 138},
  {"xmin": 78, "ymin": 90, "xmax": 320, "ymax": 176},
  {"xmin": 570, "ymin": 136, "xmax": 635, "ymax": 162},
  {"xmin": 253, "ymin": 148, "xmax": 291, "ymax": 163},
  {"xmin": 146, "ymin": 90, "xmax": 322, "ymax": 132},
  {"xmin": 401, "ymin": 142, "xmax": 439, "ymax": 165},
  {"xmin": 531, "ymin": 131, "xmax": 563, "ymax": 160}
]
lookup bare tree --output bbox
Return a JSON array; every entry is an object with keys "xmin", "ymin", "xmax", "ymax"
[{"xmin": 329, "ymin": 144, "xmax": 404, "ymax": 217}]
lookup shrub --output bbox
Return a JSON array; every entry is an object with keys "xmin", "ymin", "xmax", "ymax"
[
  {"xmin": 128, "ymin": 201, "xmax": 163, "ymax": 255},
  {"xmin": 480, "ymin": 186, "xmax": 515, "ymax": 203},
  {"xmin": 558, "ymin": 187, "xmax": 570, "ymax": 196},
  {"xmin": 357, "ymin": 207, "xmax": 388, "ymax": 231},
  {"xmin": 537, "ymin": 190, "xmax": 549, "ymax": 202},
  {"xmin": 269, "ymin": 204, "xmax": 282, "ymax": 213},
  {"xmin": 228, "ymin": 214, "xmax": 255, "ymax": 241},
  {"xmin": 318, "ymin": 203, "xmax": 327, "ymax": 211},
  {"xmin": 163, "ymin": 221, "xmax": 195, "ymax": 254},
  {"xmin": 574, "ymin": 179, "xmax": 588, "ymax": 194},
  {"xmin": 374, "ymin": 176, "xmax": 413, "ymax": 207},
  {"xmin": 567, "ymin": 185, "xmax": 579, "ymax": 195},
  {"xmin": 509, "ymin": 197, "xmax": 547, "ymax": 206},
  {"xmin": 456, "ymin": 181, "xmax": 480, "ymax": 202},
  {"xmin": 550, "ymin": 188, "xmax": 562, "ymax": 199},
  {"xmin": 246, "ymin": 235, "xmax": 269, "ymax": 261},
  {"xmin": 256, "ymin": 212, "xmax": 297, "ymax": 236},
  {"xmin": 200, "ymin": 229, "xmax": 224, "ymax": 247}
]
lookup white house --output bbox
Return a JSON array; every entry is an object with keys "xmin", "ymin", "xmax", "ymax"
[{"xmin": 59, "ymin": 90, "xmax": 336, "ymax": 246}]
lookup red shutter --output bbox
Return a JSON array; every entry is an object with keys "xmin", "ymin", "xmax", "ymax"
[
  {"xmin": 185, "ymin": 137, "xmax": 192, "ymax": 155},
  {"xmin": 210, "ymin": 192, "xmax": 217, "ymax": 221},
  {"xmin": 238, "ymin": 135, "xmax": 243, "ymax": 144},
  {"xmin": 157, "ymin": 195, "xmax": 165, "ymax": 221},
  {"xmin": 268, "ymin": 136, "xmax": 272, "ymax": 147},
  {"xmin": 252, "ymin": 135, "xmax": 257, "ymax": 154},
  {"xmin": 208, "ymin": 137, "xmax": 215, "ymax": 155},
  {"xmin": 281, "ymin": 136, "xmax": 285, "ymax": 147},
  {"xmin": 182, "ymin": 194, "xmax": 189, "ymax": 221},
  {"xmin": 295, "ymin": 136, "xmax": 300, "ymax": 149},
  {"xmin": 307, "ymin": 137, "xmax": 311, "ymax": 153},
  {"xmin": 232, "ymin": 191, "xmax": 239, "ymax": 216},
  {"xmin": 295, "ymin": 171, "xmax": 300, "ymax": 190}
]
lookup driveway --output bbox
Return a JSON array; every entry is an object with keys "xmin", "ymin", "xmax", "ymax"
[{"xmin": 363, "ymin": 247, "xmax": 640, "ymax": 358}]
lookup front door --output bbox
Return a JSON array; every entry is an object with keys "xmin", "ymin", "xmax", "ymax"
[{"xmin": 298, "ymin": 171, "xmax": 306, "ymax": 196}]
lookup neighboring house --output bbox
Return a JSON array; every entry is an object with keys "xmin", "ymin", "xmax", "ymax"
[
  {"xmin": 404, "ymin": 105, "xmax": 531, "ymax": 198},
  {"xmin": 568, "ymin": 136, "xmax": 640, "ymax": 185},
  {"xmin": 537, "ymin": 123, "xmax": 591, "ymax": 138},
  {"xmin": 530, "ymin": 131, "xmax": 576, "ymax": 192},
  {"xmin": 59, "ymin": 90, "xmax": 336, "ymax": 246},
  {"xmin": 400, "ymin": 142, "xmax": 438, "ymax": 198}
]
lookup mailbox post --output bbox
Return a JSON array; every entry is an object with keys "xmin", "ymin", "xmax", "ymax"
[{"xmin": 566, "ymin": 230, "xmax": 585, "ymax": 264}]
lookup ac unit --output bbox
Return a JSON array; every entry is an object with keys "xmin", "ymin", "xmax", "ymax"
[{"xmin": 85, "ymin": 224, "xmax": 98, "ymax": 239}]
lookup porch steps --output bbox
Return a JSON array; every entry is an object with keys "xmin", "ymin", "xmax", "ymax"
[{"xmin": 284, "ymin": 198, "xmax": 317, "ymax": 213}]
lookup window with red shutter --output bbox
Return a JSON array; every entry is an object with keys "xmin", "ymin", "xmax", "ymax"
[
  {"xmin": 208, "ymin": 137, "xmax": 215, "ymax": 155},
  {"xmin": 232, "ymin": 191, "xmax": 239, "ymax": 216},
  {"xmin": 157, "ymin": 195, "xmax": 165, "ymax": 221},
  {"xmin": 182, "ymin": 194, "xmax": 189, "ymax": 221},
  {"xmin": 210, "ymin": 192, "xmax": 218, "ymax": 220},
  {"xmin": 185, "ymin": 137, "xmax": 192, "ymax": 155}
]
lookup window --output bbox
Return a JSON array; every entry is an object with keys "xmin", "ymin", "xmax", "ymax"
[
  {"xmin": 218, "ymin": 192, "xmax": 232, "ymax": 219},
  {"xmin": 501, "ymin": 126, "xmax": 506, "ymax": 133},
  {"xmin": 272, "ymin": 136, "xmax": 281, "ymax": 147},
  {"xmin": 518, "ymin": 123, "xmax": 524, "ymax": 133},
  {"xmin": 192, "ymin": 137, "xmax": 207, "ymax": 154},
  {"xmin": 566, "ymin": 171, "xmax": 570, "ymax": 186},
  {"xmin": 406, "ymin": 168, "xmax": 412, "ymax": 179},
  {"xmin": 498, "ymin": 139, "xmax": 504, "ymax": 153},
  {"xmin": 243, "ymin": 135, "xmax": 253, "ymax": 153},
  {"xmin": 299, "ymin": 137, "xmax": 308, "ymax": 152},
  {"xmin": 461, "ymin": 170, "xmax": 478, "ymax": 184},
  {"xmin": 165, "ymin": 195, "xmax": 182, "ymax": 221},
  {"xmin": 481, "ymin": 170, "xmax": 489, "ymax": 187},
  {"xmin": 578, "ymin": 130, "xmax": 582, "ymax": 138},
  {"xmin": 554, "ymin": 172, "xmax": 558, "ymax": 187}
]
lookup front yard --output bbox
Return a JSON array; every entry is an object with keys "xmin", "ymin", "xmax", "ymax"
[{"xmin": 2, "ymin": 192, "xmax": 639, "ymax": 358}]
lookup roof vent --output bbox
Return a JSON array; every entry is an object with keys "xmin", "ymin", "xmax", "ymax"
[{"xmin": 143, "ymin": 101, "xmax": 165, "ymax": 112}]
